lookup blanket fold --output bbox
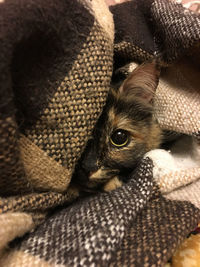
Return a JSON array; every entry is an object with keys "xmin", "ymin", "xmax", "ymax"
[
  {"xmin": 0, "ymin": 0, "xmax": 113, "ymax": 196},
  {"xmin": 111, "ymin": 0, "xmax": 200, "ymax": 66},
  {"xmin": 0, "ymin": 0, "xmax": 200, "ymax": 266}
]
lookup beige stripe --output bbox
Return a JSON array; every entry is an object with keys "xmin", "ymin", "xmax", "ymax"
[
  {"xmin": 155, "ymin": 58, "xmax": 200, "ymax": 134},
  {"xmin": 0, "ymin": 212, "xmax": 34, "ymax": 256},
  {"xmin": 19, "ymin": 135, "xmax": 71, "ymax": 193},
  {"xmin": 153, "ymin": 165, "xmax": 200, "ymax": 194},
  {"xmin": 91, "ymin": 0, "xmax": 114, "ymax": 42},
  {"xmin": 165, "ymin": 178, "xmax": 200, "ymax": 209},
  {"xmin": 0, "ymin": 250, "xmax": 66, "ymax": 267}
]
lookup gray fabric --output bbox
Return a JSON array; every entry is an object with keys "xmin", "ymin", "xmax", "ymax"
[{"xmin": 0, "ymin": 0, "xmax": 200, "ymax": 266}]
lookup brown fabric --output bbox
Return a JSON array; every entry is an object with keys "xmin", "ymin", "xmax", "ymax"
[
  {"xmin": 0, "ymin": 0, "xmax": 114, "ymax": 256},
  {"xmin": 0, "ymin": 0, "xmax": 113, "ymax": 197},
  {"xmin": 0, "ymin": 0, "xmax": 200, "ymax": 266},
  {"xmin": 19, "ymin": 135, "xmax": 71, "ymax": 192},
  {"xmin": 0, "ymin": 117, "xmax": 30, "ymax": 195},
  {"xmin": 112, "ymin": 197, "xmax": 200, "ymax": 266},
  {"xmin": 0, "ymin": 189, "xmax": 78, "ymax": 214}
]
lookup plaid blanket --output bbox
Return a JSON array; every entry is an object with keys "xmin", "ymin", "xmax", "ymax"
[{"xmin": 0, "ymin": 0, "xmax": 200, "ymax": 266}]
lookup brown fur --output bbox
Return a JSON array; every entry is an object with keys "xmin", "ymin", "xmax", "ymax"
[{"xmin": 73, "ymin": 61, "xmax": 162, "ymax": 192}]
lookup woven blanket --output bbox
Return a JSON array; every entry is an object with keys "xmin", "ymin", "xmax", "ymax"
[{"xmin": 0, "ymin": 0, "xmax": 200, "ymax": 266}]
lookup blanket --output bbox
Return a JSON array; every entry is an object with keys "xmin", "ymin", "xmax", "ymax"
[{"xmin": 0, "ymin": 0, "xmax": 200, "ymax": 266}]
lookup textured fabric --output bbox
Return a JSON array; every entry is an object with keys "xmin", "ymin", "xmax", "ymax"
[
  {"xmin": 146, "ymin": 136, "xmax": 200, "ymax": 193},
  {"xmin": 0, "ymin": 0, "xmax": 113, "ymax": 256},
  {"xmin": 0, "ymin": 0, "xmax": 200, "ymax": 266},
  {"xmin": 11, "ymin": 159, "xmax": 155, "ymax": 266},
  {"xmin": 0, "ymin": 0, "xmax": 113, "ymax": 197},
  {"xmin": 166, "ymin": 177, "xmax": 200, "ymax": 209},
  {"xmin": 155, "ymin": 60, "xmax": 200, "ymax": 136},
  {"xmin": 0, "ymin": 213, "xmax": 34, "ymax": 255},
  {"xmin": 112, "ymin": 197, "xmax": 200, "ymax": 266}
]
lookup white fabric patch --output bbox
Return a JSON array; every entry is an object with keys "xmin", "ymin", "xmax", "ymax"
[
  {"xmin": 145, "ymin": 135, "xmax": 200, "ymax": 193},
  {"xmin": 91, "ymin": 0, "xmax": 114, "ymax": 42}
]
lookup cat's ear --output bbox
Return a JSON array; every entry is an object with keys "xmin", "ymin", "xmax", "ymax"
[{"xmin": 118, "ymin": 61, "xmax": 160, "ymax": 103}]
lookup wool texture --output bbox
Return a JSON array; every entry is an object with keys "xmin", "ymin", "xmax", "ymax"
[{"xmin": 0, "ymin": 0, "xmax": 200, "ymax": 266}]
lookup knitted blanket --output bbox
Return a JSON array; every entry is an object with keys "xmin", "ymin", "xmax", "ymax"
[{"xmin": 0, "ymin": 0, "xmax": 200, "ymax": 266}]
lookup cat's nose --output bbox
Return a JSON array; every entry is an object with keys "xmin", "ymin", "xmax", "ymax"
[
  {"xmin": 81, "ymin": 139, "xmax": 99, "ymax": 172},
  {"xmin": 82, "ymin": 153, "xmax": 99, "ymax": 172}
]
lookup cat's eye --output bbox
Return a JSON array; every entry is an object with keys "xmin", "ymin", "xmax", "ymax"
[{"xmin": 110, "ymin": 129, "xmax": 129, "ymax": 148}]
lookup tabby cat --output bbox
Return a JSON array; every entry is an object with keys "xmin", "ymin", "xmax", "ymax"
[{"xmin": 73, "ymin": 61, "xmax": 162, "ymax": 192}]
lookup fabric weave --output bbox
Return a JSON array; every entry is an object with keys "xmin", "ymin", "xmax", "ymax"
[{"xmin": 0, "ymin": 0, "xmax": 200, "ymax": 266}]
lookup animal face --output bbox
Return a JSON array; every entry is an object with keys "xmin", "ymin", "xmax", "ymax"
[{"xmin": 73, "ymin": 61, "xmax": 162, "ymax": 191}]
